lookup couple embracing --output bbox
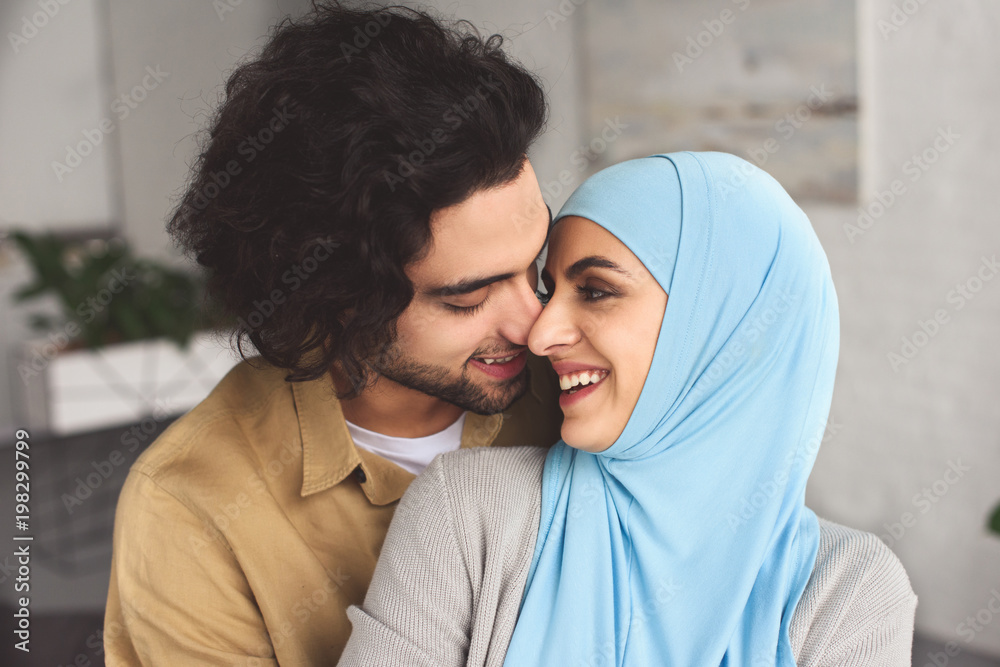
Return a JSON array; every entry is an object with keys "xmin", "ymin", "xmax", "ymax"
[{"xmin": 104, "ymin": 4, "xmax": 915, "ymax": 666}]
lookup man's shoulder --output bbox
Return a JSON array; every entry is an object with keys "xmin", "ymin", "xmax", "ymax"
[{"xmin": 129, "ymin": 357, "xmax": 295, "ymax": 487}]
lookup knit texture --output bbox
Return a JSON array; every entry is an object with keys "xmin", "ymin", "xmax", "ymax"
[{"xmin": 338, "ymin": 447, "xmax": 917, "ymax": 666}]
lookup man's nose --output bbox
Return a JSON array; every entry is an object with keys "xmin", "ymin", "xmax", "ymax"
[{"xmin": 498, "ymin": 277, "xmax": 544, "ymax": 346}]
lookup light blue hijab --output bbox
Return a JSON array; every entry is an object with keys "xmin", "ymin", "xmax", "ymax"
[{"xmin": 503, "ymin": 152, "xmax": 839, "ymax": 666}]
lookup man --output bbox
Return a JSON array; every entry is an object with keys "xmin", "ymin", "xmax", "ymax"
[{"xmin": 103, "ymin": 4, "xmax": 561, "ymax": 664}]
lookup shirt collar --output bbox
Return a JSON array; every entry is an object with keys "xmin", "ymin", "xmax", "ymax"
[{"xmin": 291, "ymin": 374, "xmax": 502, "ymax": 505}]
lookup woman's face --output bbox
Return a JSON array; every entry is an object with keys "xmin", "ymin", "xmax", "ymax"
[{"xmin": 529, "ymin": 216, "xmax": 667, "ymax": 452}]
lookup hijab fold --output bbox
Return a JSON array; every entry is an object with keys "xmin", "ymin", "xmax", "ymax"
[{"xmin": 503, "ymin": 152, "xmax": 839, "ymax": 666}]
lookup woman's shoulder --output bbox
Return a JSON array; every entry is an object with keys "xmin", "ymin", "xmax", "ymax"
[
  {"xmin": 426, "ymin": 445, "xmax": 545, "ymax": 544},
  {"xmin": 430, "ymin": 444, "xmax": 548, "ymax": 500},
  {"xmin": 791, "ymin": 516, "xmax": 917, "ymax": 665},
  {"xmin": 383, "ymin": 446, "xmax": 547, "ymax": 573},
  {"xmin": 812, "ymin": 517, "xmax": 916, "ymax": 607},
  {"xmin": 439, "ymin": 443, "xmax": 549, "ymax": 470},
  {"xmin": 407, "ymin": 445, "xmax": 547, "ymax": 529}
]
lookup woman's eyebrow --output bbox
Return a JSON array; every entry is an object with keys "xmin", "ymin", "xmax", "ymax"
[
  {"xmin": 540, "ymin": 255, "xmax": 634, "ymax": 288},
  {"xmin": 564, "ymin": 256, "xmax": 633, "ymax": 280}
]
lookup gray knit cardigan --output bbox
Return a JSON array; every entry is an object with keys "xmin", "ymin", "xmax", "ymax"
[{"xmin": 339, "ymin": 446, "xmax": 917, "ymax": 666}]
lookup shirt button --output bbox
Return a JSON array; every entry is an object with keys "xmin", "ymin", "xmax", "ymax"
[{"xmin": 354, "ymin": 466, "xmax": 367, "ymax": 483}]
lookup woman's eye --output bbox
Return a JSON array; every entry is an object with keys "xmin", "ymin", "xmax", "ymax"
[{"xmin": 577, "ymin": 285, "xmax": 609, "ymax": 301}]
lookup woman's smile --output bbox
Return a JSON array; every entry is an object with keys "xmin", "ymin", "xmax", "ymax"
[
  {"xmin": 551, "ymin": 360, "xmax": 611, "ymax": 407},
  {"xmin": 558, "ymin": 371, "xmax": 609, "ymax": 407}
]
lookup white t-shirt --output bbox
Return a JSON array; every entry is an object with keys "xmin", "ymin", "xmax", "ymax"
[{"xmin": 345, "ymin": 412, "xmax": 467, "ymax": 475}]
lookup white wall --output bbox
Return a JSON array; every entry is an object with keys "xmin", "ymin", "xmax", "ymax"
[
  {"xmin": 0, "ymin": 0, "xmax": 117, "ymax": 233},
  {"xmin": 805, "ymin": 0, "xmax": 1000, "ymax": 657}
]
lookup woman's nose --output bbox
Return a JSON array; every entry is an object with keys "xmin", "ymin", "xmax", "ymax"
[{"xmin": 528, "ymin": 293, "xmax": 581, "ymax": 357}]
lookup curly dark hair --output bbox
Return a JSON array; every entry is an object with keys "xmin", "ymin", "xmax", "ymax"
[{"xmin": 168, "ymin": 1, "xmax": 547, "ymax": 396}]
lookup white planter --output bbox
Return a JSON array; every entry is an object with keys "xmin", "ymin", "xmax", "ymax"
[{"xmin": 13, "ymin": 331, "xmax": 240, "ymax": 436}]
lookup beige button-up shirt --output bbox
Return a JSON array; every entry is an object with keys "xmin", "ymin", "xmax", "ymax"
[{"xmin": 103, "ymin": 355, "xmax": 562, "ymax": 666}]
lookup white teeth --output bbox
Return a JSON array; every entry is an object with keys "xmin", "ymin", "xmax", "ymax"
[
  {"xmin": 558, "ymin": 370, "xmax": 608, "ymax": 391},
  {"xmin": 480, "ymin": 354, "xmax": 516, "ymax": 366}
]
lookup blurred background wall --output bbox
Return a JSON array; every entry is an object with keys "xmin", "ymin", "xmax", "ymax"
[
  {"xmin": 814, "ymin": 0, "xmax": 1000, "ymax": 658},
  {"xmin": 0, "ymin": 0, "xmax": 997, "ymax": 663}
]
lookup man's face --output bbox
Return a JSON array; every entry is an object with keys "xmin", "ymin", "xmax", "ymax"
[{"xmin": 372, "ymin": 160, "xmax": 550, "ymax": 415}]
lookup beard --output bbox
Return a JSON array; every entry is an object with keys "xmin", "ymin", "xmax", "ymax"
[{"xmin": 371, "ymin": 342, "xmax": 530, "ymax": 415}]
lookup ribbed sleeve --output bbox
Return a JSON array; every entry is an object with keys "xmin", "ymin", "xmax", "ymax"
[
  {"xmin": 338, "ymin": 446, "xmax": 546, "ymax": 667},
  {"xmin": 339, "ymin": 453, "xmax": 472, "ymax": 666},
  {"xmin": 790, "ymin": 519, "xmax": 917, "ymax": 666}
]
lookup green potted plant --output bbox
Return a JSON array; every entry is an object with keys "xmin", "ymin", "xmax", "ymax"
[{"xmin": 9, "ymin": 230, "xmax": 236, "ymax": 435}]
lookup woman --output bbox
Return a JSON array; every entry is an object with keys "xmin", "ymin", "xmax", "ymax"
[{"xmin": 338, "ymin": 152, "xmax": 917, "ymax": 666}]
